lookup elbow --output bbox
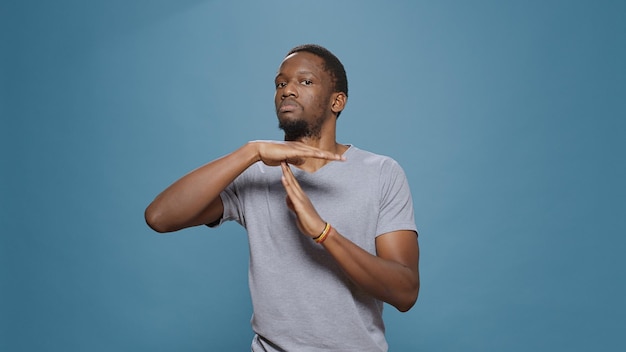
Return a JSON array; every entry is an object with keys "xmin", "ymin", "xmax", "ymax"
[
  {"xmin": 395, "ymin": 291, "xmax": 418, "ymax": 313},
  {"xmin": 397, "ymin": 304, "xmax": 414, "ymax": 313},
  {"xmin": 394, "ymin": 280, "xmax": 420, "ymax": 313},
  {"xmin": 144, "ymin": 205, "xmax": 172, "ymax": 233}
]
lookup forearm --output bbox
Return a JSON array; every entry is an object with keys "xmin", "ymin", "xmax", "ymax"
[
  {"xmin": 279, "ymin": 162, "xmax": 419, "ymax": 311},
  {"xmin": 321, "ymin": 229, "xmax": 419, "ymax": 312},
  {"xmin": 145, "ymin": 142, "xmax": 259, "ymax": 232}
]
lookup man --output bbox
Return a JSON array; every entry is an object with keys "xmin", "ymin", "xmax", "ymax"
[{"xmin": 145, "ymin": 44, "xmax": 420, "ymax": 351}]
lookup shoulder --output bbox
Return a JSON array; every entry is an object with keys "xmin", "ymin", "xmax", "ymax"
[
  {"xmin": 347, "ymin": 146, "xmax": 404, "ymax": 172},
  {"xmin": 233, "ymin": 161, "xmax": 281, "ymax": 185}
]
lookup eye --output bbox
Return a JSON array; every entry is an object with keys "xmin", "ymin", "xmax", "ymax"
[
  {"xmin": 275, "ymin": 82, "xmax": 286, "ymax": 89},
  {"xmin": 301, "ymin": 79, "xmax": 313, "ymax": 86}
]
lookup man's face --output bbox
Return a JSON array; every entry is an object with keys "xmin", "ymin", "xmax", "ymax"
[{"xmin": 274, "ymin": 51, "xmax": 335, "ymax": 141}]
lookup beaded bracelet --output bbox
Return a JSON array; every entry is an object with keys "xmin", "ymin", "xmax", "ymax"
[{"xmin": 313, "ymin": 222, "xmax": 332, "ymax": 244}]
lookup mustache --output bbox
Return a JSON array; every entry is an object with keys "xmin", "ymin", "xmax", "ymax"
[{"xmin": 277, "ymin": 99, "xmax": 300, "ymax": 110}]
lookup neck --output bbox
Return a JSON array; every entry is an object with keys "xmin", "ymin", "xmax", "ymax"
[
  {"xmin": 285, "ymin": 132, "xmax": 347, "ymax": 173},
  {"xmin": 283, "ymin": 114, "xmax": 348, "ymax": 172}
]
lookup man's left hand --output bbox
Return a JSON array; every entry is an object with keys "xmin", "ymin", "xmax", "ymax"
[{"xmin": 280, "ymin": 162, "xmax": 326, "ymax": 238}]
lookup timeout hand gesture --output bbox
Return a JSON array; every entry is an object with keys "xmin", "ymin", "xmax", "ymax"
[
  {"xmin": 253, "ymin": 140, "xmax": 344, "ymax": 167},
  {"xmin": 280, "ymin": 162, "xmax": 327, "ymax": 239}
]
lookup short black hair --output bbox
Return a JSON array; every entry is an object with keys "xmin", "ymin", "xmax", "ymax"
[{"xmin": 286, "ymin": 44, "xmax": 348, "ymax": 98}]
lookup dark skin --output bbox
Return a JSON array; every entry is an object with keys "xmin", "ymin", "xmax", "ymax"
[{"xmin": 145, "ymin": 51, "xmax": 420, "ymax": 312}]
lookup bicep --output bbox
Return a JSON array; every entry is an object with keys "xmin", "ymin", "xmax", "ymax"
[
  {"xmin": 191, "ymin": 195, "xmax": 225, "ymax": 227},
  {"xmin": 375, "ymin": 230, "xmax": 420, "ymax": 273}
]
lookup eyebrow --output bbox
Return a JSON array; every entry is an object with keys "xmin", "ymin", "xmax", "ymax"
[{"xmin": 275, "ymin": 70, "xmax": 319, "ymax": 80}]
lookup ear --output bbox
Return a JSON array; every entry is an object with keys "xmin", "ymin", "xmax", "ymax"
[{"xmin": 330, "ymin": 92, "xmax": 347, "ymax": 114}]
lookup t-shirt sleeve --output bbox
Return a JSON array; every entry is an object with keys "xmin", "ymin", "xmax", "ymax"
[
  {"xmin": 376, "ymin": 159, "xmax": 418, "ymax": 237},
  {"xmin": 207, "ymin": 177, "xmax": 244, "ymax": 228}
]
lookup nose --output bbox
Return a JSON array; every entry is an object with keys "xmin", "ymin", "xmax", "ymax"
[{"xmin": 281, "ymin": 81, "xmax": 297, "ymax": 99}]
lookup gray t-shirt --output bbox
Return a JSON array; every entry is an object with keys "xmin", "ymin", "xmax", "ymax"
[{"xmin": 215, "ymin": 145, "xmax": 417, "ymax": 352}]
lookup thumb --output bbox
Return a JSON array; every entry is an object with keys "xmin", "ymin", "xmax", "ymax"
[
  {"xmin": 285, "ymin": 157, "xmax": 305, "ymax": 165},
  {"xmin": 285, "ymin": 195, "xmax": 295, "ymax": 212}
]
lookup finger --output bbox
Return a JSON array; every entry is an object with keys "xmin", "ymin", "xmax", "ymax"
[
  {"xmin": 280, "ymin": 162, "xmax": 293, "ymax": 190},
  {"xmin": 281, "ymin": 163, "xmax": 306, "ymax": 206},
  {"xmin": 281, "ymin": 162, "xmax": 303, "ymax": 194},
  {"xmin": 285, "ymin": 195, "xmax": 295, "ymax": 212},
  {"xmin": 285, "ymin": 157, "xmax": 305, "ymax": 165},
  {"xmin": 280, "ymin": 162, "xmax": 296, "ymax": 194},
  {"xmin": 280, "ymin": 161, "xmax": 293, "ymax": 183},
  {"xmin": 301, "ymin": 148, "xmax": 346, "ymax": 162},
  {"xmin": 281, "ymin": 175, "xmax": 300, "ymax": 213},
  {"xmin": 288, "ymin": 143, "xmax": 346, "ymax": 161}
]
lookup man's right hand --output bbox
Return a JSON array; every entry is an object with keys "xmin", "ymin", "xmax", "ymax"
[
  {"xmin": 251, "ymin": 140, "xmax": 345, "ymax": 167},
  {"xmin": 145, "ymin": 140, "xmax": 345, "ymax": 233}
]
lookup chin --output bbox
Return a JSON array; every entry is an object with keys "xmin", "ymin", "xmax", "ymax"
[{"xmin": 278, "ymin": 118, "xmax": 310, "ymax": 141}]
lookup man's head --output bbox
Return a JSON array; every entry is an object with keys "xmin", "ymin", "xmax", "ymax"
[
  {"xmin": 286, "ymin": 44, "xmax": 349, "ymax": 104},
  {"xmin": 275, "ymin": 44, "xmax": 348, "ymax": 141}
]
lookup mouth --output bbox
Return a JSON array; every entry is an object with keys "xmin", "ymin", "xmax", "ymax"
[{"xmin": 278, "ymin": 100, "xmax": 300, "ymax": 113}]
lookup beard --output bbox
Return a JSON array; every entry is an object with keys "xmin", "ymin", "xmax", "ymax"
[{"xmin": 278, "ymin": 116, "xmax": 323, "ymax": 141}]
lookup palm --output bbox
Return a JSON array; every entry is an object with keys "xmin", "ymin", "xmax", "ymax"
[
  {"xmin": 280, "ymin": 162, "xmax": 326, "ymax": 238},
  {"xmin": 253, "ymin": 140, "xmax": 341, "ymax": 166}
]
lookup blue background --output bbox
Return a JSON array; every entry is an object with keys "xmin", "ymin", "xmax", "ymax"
[{"xmin": 2, "ymin": 0, "xmax": 624, "ymax": 351}]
